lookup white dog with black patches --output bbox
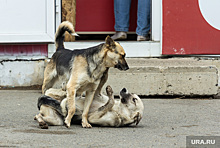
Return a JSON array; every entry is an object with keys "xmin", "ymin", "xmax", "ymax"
[{"xmin": 34, "ymin": 86, "xmax": 144, "ymax": 128}]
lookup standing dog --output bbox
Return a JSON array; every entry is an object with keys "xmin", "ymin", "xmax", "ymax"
[
  {"xmin": 35, "ymin": 86, "xmax": 144, "ymax": 128},
  {"xmin": 42, "ymin": 21, "xmax": 129, "ymax": 128}
]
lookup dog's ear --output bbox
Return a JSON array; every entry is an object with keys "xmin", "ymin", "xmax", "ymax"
[{"xmin": 105, "ymin": 36, "xmax": 116, "ymax": 49}]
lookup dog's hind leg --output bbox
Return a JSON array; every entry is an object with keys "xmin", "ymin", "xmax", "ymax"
[
  {"xmin": 35, "ymin": 106, "xmax": 64, "ymax": 128},
  {"xmin": 41, "ymin": 115, "xmax": 63, "ymax": 126},
  {"xmin": 42, "ymin": 75, "xmax": 58, "ymax": 94},
  {"xmin": 64, "ymin": 82, "xmax": 77, "ymax": 128},
  {"xmin": 42, "ymin": 62, "xmax": 58, "ymax": 94},
  {"xmin": 34, "ymin": 113, "xmax": 49, "ymax": 129}
]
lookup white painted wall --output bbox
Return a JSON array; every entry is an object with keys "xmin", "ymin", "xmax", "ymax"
[{"xmin": 0, "ymin": 61, "xmax": 45, "ymax": 86}]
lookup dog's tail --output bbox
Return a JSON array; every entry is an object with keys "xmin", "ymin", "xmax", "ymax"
[
  {"xmin": 55, "ymin": 21, "xmax": 78, "ymax": 50},
  {"xmin": 37, "ymin": 95, "xmax": 63, "ymax": 116}
]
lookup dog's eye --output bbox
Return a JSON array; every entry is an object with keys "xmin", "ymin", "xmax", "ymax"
[{"xmin": 133, "ymin": 98, "xmax": 137, "ymax": 102}]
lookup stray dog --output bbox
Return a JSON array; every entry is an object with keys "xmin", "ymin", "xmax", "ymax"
[
  {"xmin": 41, "ymin": 21, "xmax": 129, "ymax": 128},
  {"xmin": 35, "ymin": 86, "xmax": 144, "ymax": 128}
]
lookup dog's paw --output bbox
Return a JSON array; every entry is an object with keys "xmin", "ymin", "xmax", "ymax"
[
  {"xmin": 106, "ymin": 85, "xmax": 113, "ymax": 96},
  {"xmin": 133, "ymin": 112, "xmax": 142, "ymax": 125},
  {"xmin": 64, "ymin": 120, "xmax": 70, "ymax": 128},
  {"xmin": 82, "ymin": 122, "xmax": 92, "ymax": 128},
  {"xmin": 39, "ymin": 121, "xmax": 48, "ymax": 129}
]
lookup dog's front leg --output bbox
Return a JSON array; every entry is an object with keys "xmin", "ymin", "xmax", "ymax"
[
  {"xmin": 94, "ymin": 68, "xmax": 109, "ymax": 96},
  {"xmin": 82, "ymin": 87, "xmax": 97, "ymax": 128}
]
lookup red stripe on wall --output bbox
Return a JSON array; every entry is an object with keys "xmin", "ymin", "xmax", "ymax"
[{"xmin": 0, "ymin": 44, "xmax": 48, "ymax": 56}]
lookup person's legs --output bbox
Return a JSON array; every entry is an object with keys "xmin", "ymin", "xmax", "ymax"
[
  {"xmin": 136, "ymin": 0, "xmax": 151, "ymax": 38},
  {"xmin": 112, "ymin": 0, "xmax": 131, "ymax": 40},
  {"xmin": 114, "ymin": 0, "xmax": 131, "ymax": 32}
]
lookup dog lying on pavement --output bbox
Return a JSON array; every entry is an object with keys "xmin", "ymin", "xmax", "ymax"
[
  {"xmin": 34, "ymin": 86, "xmax": 144, "ymax": 128},
  {"xmin": 41, "ymin": 21, "xmax": 129, "ymax": 128}
]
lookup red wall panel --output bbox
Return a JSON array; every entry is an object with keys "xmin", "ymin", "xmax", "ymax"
[
  {"xmin": 75, "ymin": 0, "xmax": 137, "ymax": 33},
  {"xmin": 162, "ymin": 0, "xmax": 220, "ymax": 55}
]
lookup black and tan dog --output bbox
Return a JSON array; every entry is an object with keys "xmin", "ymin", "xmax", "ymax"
[{"xmin": 42, "ymin": 21, "xmax": 129, "ymax": 128}]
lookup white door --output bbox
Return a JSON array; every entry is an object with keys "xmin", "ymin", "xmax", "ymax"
[{"xmin": 0, "ymin": 0, "xmax": 55, "ymax": 43}]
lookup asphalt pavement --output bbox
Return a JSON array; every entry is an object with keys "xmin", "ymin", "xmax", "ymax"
[{"xmin": 0, "ymin": 90, "xmax": 219, "ymax": 148}]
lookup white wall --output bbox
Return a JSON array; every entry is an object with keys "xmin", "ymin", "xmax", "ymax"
[{"xmin": 0, "ymin": 61, "xmax": 45, "ymax": 86}]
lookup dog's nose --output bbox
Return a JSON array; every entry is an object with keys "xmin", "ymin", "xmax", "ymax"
[
  {"xmin": 124, "ymin": 66, "xmax": 129, "ymax": 70},
  {"xmin": 123, "ymin": 64, "xmax": 129, "ymax": 71}
]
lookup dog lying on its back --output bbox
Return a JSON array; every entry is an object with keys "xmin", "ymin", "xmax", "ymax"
[
  {"xmin": 41, "ymin": 21, "xmax": 129, "ymax": 128},
  {"xmin": 35, "ymin": 86, "xmax": 144, "ymax": 128}
]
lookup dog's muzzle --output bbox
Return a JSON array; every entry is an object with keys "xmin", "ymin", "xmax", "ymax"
[
  {"xmin": 120, "ymin": 88, "xmax": 130, "ymax": 104},
  {"xmin": 114, "ymin": 61, "xmax": 129, "ymax": 71}
]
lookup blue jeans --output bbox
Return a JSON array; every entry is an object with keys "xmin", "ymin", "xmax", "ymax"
[{"xmin": 114, "ymin": 0, "xmax": 151, "ymax": 36}]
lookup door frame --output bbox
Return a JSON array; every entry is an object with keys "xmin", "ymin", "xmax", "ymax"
[{"xmin": 49, "ymin": 0, "xmax": 162, "ymax": 58}]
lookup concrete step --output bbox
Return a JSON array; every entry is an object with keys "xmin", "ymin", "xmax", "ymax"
[
  {"xmin": 103, "ymin": 58, "xmax": 219, "ymax": 96},
  {"xmin": 0, "ymin": 58, "xmax": 219, "ymax": 96}
]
